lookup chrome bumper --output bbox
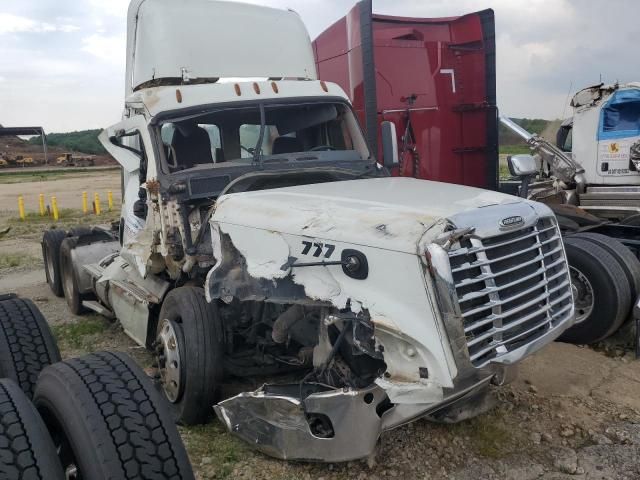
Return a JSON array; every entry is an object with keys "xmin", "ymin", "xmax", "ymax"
[{"xmin": 214, "ymin": 372, "xmax": 497, "ymax": 463}]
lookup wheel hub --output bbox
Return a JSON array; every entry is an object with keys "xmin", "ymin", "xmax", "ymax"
[
  {"xmin": 155, "ymin": 319, "xmax": 182, "ymax": 403},
  {"xmin": 569, "ymin": 266, "xmax": 594, "ymax": 325}
]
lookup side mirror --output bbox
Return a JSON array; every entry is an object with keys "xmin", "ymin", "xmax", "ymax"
[
  {"xmin": 507, "ymin": 154, "xmax": 537, "ymax": 177},
  {"xmin": 380, "ymin": 121, "xmax": 399, "ymax": 168}
]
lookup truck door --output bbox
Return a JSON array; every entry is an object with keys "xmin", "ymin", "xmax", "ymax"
[
  {"xmin": 596, "ymin": 89, "xmax": 640, "ymax": 182},
  {"xmin": 99, "ymin": 116, "xmax": 155, "ymax": 277}
]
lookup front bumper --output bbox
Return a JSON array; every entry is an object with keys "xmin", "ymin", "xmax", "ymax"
[{"xmin": 214, "ymin": 371, "xmax": 498, "ymax": 462}]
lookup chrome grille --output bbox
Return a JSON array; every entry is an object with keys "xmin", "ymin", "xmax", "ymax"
[{"xmin": 447, "ymin": 217, "xmax": 573, "ymax": 367}]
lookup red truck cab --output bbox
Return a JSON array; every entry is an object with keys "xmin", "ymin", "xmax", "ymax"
[{"xmin": 313, "ymin": 0, "xmax": 498, "ymax": 190}]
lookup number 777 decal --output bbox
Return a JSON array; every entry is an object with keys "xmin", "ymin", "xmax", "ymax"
[{"xmin": 301, "ymin": 240, "xmax": 336, "ymax": 259}]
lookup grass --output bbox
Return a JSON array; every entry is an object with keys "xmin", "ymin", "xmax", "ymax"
[
  {"xmin": 0, "ymin": 252, "xmax": 39, "ymax": 269},
  {"xmin": 180, "ymin": 423, "xmax": 247, "ymax": 479},
  {"xmin": 449, "ymin": 410, "xmax": 516, "ymax": 459},
  {"xmin": 51, "ymin": 315, "xmax": 113, "ymax": 350},
  {"xmin": 0, "ymin": 167, "xmax": 119, "ymax": 184},
  {"xmin": 499, "ymin": 144, "xmax": 531, "ymax": 156},
  {"xmin": 2, "ymin": 209, "xmax": 120, "ymax": 239}
]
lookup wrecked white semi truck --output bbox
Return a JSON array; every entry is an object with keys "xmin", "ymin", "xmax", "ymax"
[{"xmin": 41, "ymin": 0, "xmax": 575, "ymax": 461}]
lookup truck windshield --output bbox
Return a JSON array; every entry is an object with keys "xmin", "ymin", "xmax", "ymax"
[{"xmin": 159, "ymin": 100, "xmax": 370, "ymax": 173}]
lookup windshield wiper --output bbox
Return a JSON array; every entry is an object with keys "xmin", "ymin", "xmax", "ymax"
[{"xmin": 252, "ymin": 103, "xmax": 266, "ymax": 167}]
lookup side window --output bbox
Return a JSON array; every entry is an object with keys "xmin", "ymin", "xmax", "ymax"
[
  {"xmin": 239, "ymin": 124, "xmax": 279, "ymax": 157},
  {"xmin": 561, "ymin": 128, "xmax": 572, "ymax": 152}
]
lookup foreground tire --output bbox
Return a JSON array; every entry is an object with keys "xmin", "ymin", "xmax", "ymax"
[
  {"xmin": 59, "ymin": 238, "xmax": 85, "ymax": 315},
  {"xmin": 0, "ymin": 298, "xmax": 61, "ymax": 398},
  {"xmin": 34, "ymin": 351, "xmax": 195, "ymax": 480},
  {"xmin": 155, "ymin": 286, "xmax": 223, "ymax": 425},
  {"xmin": 0, "ymin": 379, "xmax": 64, "ymax": 480},
  {"xmin": 571, "ymin": 232, "xmax": 640, "ymax": 301},
  {"xmin": 42, "ymin": 229, "xmax": 66, "ymax": 297},
  {"xmin": 560, "ymin": 238, "xmax": 632, "ymax": 344}
]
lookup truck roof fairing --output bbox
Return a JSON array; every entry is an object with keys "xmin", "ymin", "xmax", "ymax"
[{"xmin": 126, "ymin": 0, "xmax": 318, "ymax": 96}]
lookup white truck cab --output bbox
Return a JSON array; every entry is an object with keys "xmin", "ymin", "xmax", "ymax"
[{"xmin": 50, "ymin": 0, "xmax": 575, "ymax": 462}]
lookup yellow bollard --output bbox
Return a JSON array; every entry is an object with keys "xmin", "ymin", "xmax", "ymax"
[
  {"xmin": 82, "ymin": 191, "xmax": 88, "ymax": 214},
  {"xmin": 18, "ymin": 196, "xmax": 25, "ymax": 221},
  {"xmin": 39, "ymin": 193, "xmax": 46, "ymax": 216},
  {"xmin": 107, "ymin": 190, "xmax": 113, "ymax": 212},
  {"xmin": 51, "ymin": 196, "xmax": 59, "ymax": 221},
  {"xmin": 94, "ymin": 192, "xmax": 101, "ymax": 215}
]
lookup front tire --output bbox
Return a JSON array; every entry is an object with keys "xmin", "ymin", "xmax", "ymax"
[
  {"xmin": 34, "ymin": 352, "xmax": 195, "ymax": 480},
  {"xmin": 155, "ymin": 287, "xmax": 223, "ymax": 425},
  {"xmin": 560, "ymin": 238, "xmax": 632, "ymax": 344}
]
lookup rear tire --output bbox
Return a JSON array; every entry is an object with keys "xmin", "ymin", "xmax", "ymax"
[
  {"xmin": 570, "ymin": 232, "xmax": 640, "ymax": 301},
  {"xmin": 34, "ymin": 351, "xmax": 195, "ymax": 480},
  {"xmin": 42, "ymin": 229, "xmax": 66, "ymax": 297},
  {"xmin": 59, "ymin": 237, "xmax": 85, "ymax": 315},
  {"xmin": 0, "ymin": 297, "xmax": 61, "ymax": 398},
  {"xmin": 560, "ymin": 238, "xmax": 632, "ymax": 344},
  {"xmin": 155, "ymin": 286, "xmax": 223, "ymax": 425},
  {"xmin": 0, "ymin": 379, "xmax": 64, "ymax": 480}
]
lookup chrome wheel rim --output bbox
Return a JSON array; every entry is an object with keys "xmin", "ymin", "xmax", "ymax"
[
  {"xmin": 155, "ymin": 319, "xmax": 182, "ymax": 403},
  {"xmin": 569, "ymin": 266, "xmax": 594, "ymax": 325}
]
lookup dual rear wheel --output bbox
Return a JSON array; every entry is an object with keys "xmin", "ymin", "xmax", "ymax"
[{"xmin": 561, "ymin": 233, "xmax": 640, "ymax": 344}]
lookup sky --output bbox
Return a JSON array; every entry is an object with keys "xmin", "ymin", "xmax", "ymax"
[{"xmin": 0, "ymin": 0, "xmax": 636, "ymax": 133}]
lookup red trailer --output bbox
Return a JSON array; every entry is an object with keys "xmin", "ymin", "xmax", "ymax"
[{"xmin": 313, "ymin": 0, "xmax": 498, "ymax": 190}]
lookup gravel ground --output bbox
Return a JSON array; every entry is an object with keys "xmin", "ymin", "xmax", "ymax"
[{"xmin": 1, "ymin": 199, "xmax": 640, "ymax": 480}]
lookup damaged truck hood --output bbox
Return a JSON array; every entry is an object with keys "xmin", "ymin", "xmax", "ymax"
[{"xmin": 213, "ymin": 177, "xmax": 522, "ymax": 253}]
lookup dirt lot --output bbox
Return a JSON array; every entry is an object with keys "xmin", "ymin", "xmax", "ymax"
[{"xmin": 1, "ymin": 170, "xmax": 640, "ymax": 480}]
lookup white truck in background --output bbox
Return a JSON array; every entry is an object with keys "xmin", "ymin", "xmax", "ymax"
[
  {"xmin": 41, "ymin": 0, "xmax": 575, "ymax": 461},
  {"xmin": 501, "ymin": 82, "xmax": 640, "ymax": 347}
]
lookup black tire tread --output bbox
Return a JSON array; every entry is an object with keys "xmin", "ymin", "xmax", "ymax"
[
  {"xmin": 35, "ymin": 351, "xmax": 194, "ymax": 480},
  {"xmin": 0, "ymin": 298, "xmax": 61, "ymax": 398},
  {"xmin": 571, "ymin": 232, "xmax": 640, "ymax": 300},
  {"xmin": 59, "ymin": 237, "xmax": 84, "ymax": 315},
  {"xmin": 42, "ymin": 229, "xmax": 67, "ymax": 297},
  {"xmin": 158, "ymin": 287, "xmax": 223, "ymax": 425},
  {"xmin": 561, "ymin": 238, "xmax": 632, "ymax": 343},
  {"xmin": 0, "ymin": 379, "xmax": 63, "ymax": 480}
]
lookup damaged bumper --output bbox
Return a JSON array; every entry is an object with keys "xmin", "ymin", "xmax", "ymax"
[{"xmin": 214, "ymin": 363, "xmax": 508, "ymax": 462}]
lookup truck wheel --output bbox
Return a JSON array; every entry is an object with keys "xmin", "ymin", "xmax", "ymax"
[
  {"xmin": 570, "ymin": 232, "xmax": 640, "ymax": 301},
  {"xmin": 42, "ymin": 229, "xmax": 67, "ymax": 297},
  {"xmin": 33, "ymin": 352, "xmax": 195, "ymax": 480},
  {"xmin": 155, "ymin": 286, "xmax": 223, "ymax": 425},
  {"xmin": 59, "ymin": 238, "xmax": 85, "ymax": 315},
  {"xmin": 0, "ymin": 297, "xmax": 61, "ymax": 398},
  {"xmin": 0, "ymin": 379, "xmax": 64, "ymax": 480},
  {"xmin": 560, "ymin": 238, "xmax": 632, "ymax": 344}
]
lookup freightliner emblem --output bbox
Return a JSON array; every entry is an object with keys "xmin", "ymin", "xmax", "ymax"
[{"xmin": 499, "ymin": 215, "xmax": 524, "ymax": 228}]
